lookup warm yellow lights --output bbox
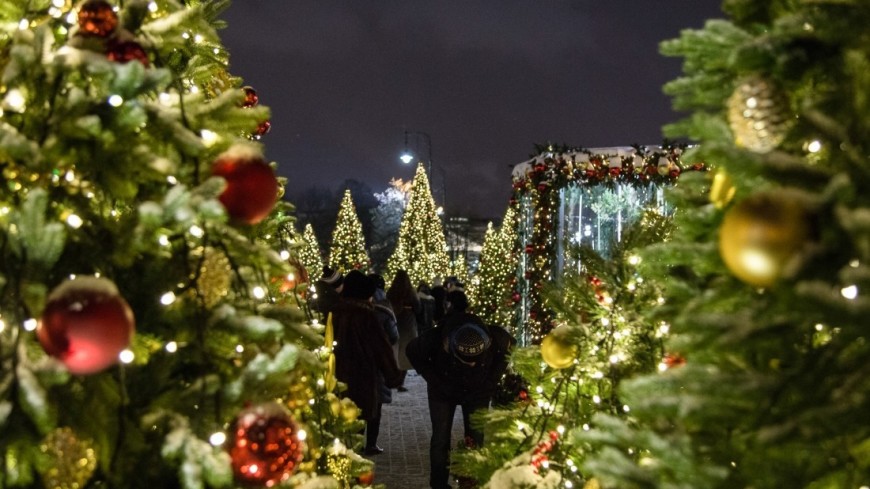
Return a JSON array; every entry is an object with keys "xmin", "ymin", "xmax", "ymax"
[
  {"xmin": 200, "ymin": 129, "xmax": 218, "ymax": 146},
  {"xmin": 160, "ymin": 292, "xmax": 177, "ymax": 305},
  {"xmin": 840, "ymin": 285, "xmax": 858, "ymax": 300},
  {"xmin": 209, "ymin": 431, "xmax": 226, "ymax": 446},
  {"xmin": 119, "ymin": 349, "xmax": 135, "ymax": 363},
  {"xmin": 66, "ymin": 214, "xmax": 83, "ymax": 229},
  {"xmin": 252, "ymin": 286, "xmax": 266, "ymax": 299},
  {"xmin": 807, "ymin": 140, "xmax": 822, "ymax": 153},
  {"xmin": 108, "ymin": 95, "xmax": 124, "ymax": 107},
  {"xmin": 165, "ymin": 341, "xmax": 178, "ymax": 353},
  {"xmin": 5, "ymin": 89, "xmax": 26, "ymax": 111},
  {"xmin": 23, "ymin": 318, "xmax": 37, "ymax": 331},
  {"xmin": 189, "ymin": 225, "xmax": 204, "ymax": 238}
]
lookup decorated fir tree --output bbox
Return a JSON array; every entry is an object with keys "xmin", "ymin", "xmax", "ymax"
[
  {"xmin": 386, "ymin": 163, "xmax": 449, "ymax": 286},
  {"xmin": 298, "ymin": 223, "xmax": 325, "ymax": 284},
  {"xmin": 328, "ymin": 189, "xmax": 370, "ymax": 273},
  {"xmin": 467, "ymin": 206, "xmax": 519, "ymax": 329},
  {"xmin": 0, "ymin": 2, "xmax": 371, "ymax": 488},
  {"xmin": 575, "ymin": 2, "xmax": 870, "ymax": 488},
  {"xmin": 451, "ymin": 212, "xmax": 673, "ymax": 487}
]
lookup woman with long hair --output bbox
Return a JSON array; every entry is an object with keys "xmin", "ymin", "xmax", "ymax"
[{"xmin": 386, "ymin": 269, "xmax": 421, "ymax": 391}]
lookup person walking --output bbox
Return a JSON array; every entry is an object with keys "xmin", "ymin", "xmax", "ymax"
[
  {"xmin": 331, "ymin": 270, "xmax": 403, "ymax": 454},
  {"xmin": 386, "ymin": 269, "xmax": 420, "ymax": 392},
  {"xmin": 365, "ymin": 273, "xmax": 399, "ymax": 455},
  {"xmin": 312, "ymin": 266, "xmax": 343, "ymax": 322},
  {"xmin": 406, "ymin": 290, "xmax": 515, "ymax": 489},
  {"xmin": 417, "ymin": 281, "xmax": 436, "ymax": 335}
]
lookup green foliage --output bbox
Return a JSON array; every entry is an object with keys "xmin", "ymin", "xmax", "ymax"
[
  {"xmin": 579, "ymin": 1, "xmax": 870, "ymax": 488},
  {"xmin": 0, "ymin": 2, "xmax": 364, "ymax": 488},
  {"xmin": 452, "ymin": 212, "xmax": 673, "ymax": 487}
]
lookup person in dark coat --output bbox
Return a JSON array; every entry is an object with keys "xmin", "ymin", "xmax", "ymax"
[
  {"xmin": 386, "ymin": 269, "xmax": 420, "ymax": 391},
  {"xmin": 416, "ymin": 281, "xmax": 436, "ymax": 335},
  {"xmin": 365, "ymin": 273, "xmax": 399, "ymax": 454},
  {"xmin": 430, "ymin": 277, "xmax": 447, "ymax": 322},
  {"xmin": 406, "ymin": 290, "xmax": 515, "ymax": 489},
  {"xmin": 312, "ymin": 266, "xmax": 343, "ymax": 322},
  {"xmin": 332, "ymin": 270, "xmax": 403, "ymax": 455}
]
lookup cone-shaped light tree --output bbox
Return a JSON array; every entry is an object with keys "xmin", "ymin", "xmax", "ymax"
[
  {"xmin": 299, "ymin": 223, "xmax": 325, "ymax": 281},
  {"xmin": 575, "ymin": 2, "xmax": 870, "ymax": 488},
  {"xmin": 328, "ymin": 189, "xmax": 370, "ymax": 273},
  {"xmin": 386, "ymin": 163, "xmax": 450, "ymax": 286},
  {"xmin": 467, "ymin": 206, "xmax": 519, "ymax": 327},
  {"xmin": 0, "ymin": 2, "xmax": 370, "ymax": 487}
]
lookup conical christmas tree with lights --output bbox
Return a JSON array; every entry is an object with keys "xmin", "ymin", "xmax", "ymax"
[
  {"xmin": 575, "ymin": 2, "xmax": 870, "ymax": 488},
  {"xmin": 386, "ymin": 163, "xmax": 449, "ymax": 286},
  {"xmin": 467, "ymin": 206, "xmax": 519, "ymax": 329},
  {"xmin": 451, "ymin": 212, "xmax": 673, "ymax": 488},
  {"xmin": 298, "ymin": 223, "xmax": 324, "ymax": 283},
  {"xmin": 0, "ymin": 2, "xmax": 371, "ymax": 488},
  {"xmin": 328, "ymin": 189, "xmax": 370, "ymax": 274}
]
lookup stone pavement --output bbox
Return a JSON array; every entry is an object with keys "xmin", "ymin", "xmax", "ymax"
[{"xmin": 366, "ymin": 370, "xmax": 466, "ymax": 489}]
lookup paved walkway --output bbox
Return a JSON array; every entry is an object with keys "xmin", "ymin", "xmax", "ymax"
[{"xmin": 366, "ymin": 370, "xmax": 466, "ymax": 488}]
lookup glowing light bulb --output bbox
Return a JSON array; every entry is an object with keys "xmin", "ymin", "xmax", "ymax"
[
  {"xmin": 165, "ymin": 341, "xmax": 178, "ymax": 353},
  {"xmin": 23, "ymin": 319, "xmax": 37, "ymax": 331},
  {"xmin": 119, "ymin": 349, "xmax": 135, "ymax": 363},
  {"xmin": 209, "ymin": 431, "xmax": 226, "ymax": 446},
  {"xmin": 160, "ymin": 292, "xmax": 176, "ymax": 305},
  {"xmin": 252, "ymin": 286, "xmax": 266, "ymax": 299},
  {"xmin": 108, "ymin": 95, "xmax": 123, "ymax": 107},
  {"xmin": 841, "ymin": 285, "xmax": 858, "ymax": 299}
]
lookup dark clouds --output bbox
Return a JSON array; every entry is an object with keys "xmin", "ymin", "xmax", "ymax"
[{"xmin": 220, "ymin": 1, "xmax": 723, "ymax": 219}]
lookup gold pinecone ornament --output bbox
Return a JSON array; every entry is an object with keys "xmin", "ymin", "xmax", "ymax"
[
  {"xmin": 194, "ymin": 246, "xmax": 232, "ymax": 308},
  {"xmin": 39, "ymin": 427, "xmax": 97, "ymax": 489},
  {"xmin": 727, "ymin": 75, "xmax": 792, "ymax": 153}
]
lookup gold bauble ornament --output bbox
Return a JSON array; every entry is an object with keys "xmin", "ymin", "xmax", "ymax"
[
  {"xmin": 709, "ymin": 169, "xmax": 736, "ymax": 209},
  {"xmin": 719, "ymin": 191, "xmax": 811, "ymax": 287},
  {"xmin": 340, "ymin": 398, "xmax": 359, "ymax": 422},
  {"xmin": 727, "ymin": 75, "xmax": 791, "ymax": 153},
  {"xmin": 40, "ymin": 427, "xmax": 97, "ymax": 489},
  {"xmin": 540, "ymin": 326, "xmax": 577, "ymax": 369}
]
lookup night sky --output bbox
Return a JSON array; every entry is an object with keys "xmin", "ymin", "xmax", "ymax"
[{"xmin": 220, "ymin": 1, "xmax": 724, "ymax": 220}]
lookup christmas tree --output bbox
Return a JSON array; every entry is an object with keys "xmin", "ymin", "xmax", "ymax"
[
  {"xmin": 576, "ymin": 2, "xmax": 870, "ymax": 488},
  {"xmin": 328, "ymin": 189, "xmax": 370, "ymax": 273},
  {"xmin": 298, "ymin": 223, "xmax": 324, "ymax": 286},
  {"xmin": 0, "ymin": 2, "xmax": 371, "ymax": 488},
  {"xmin": 451, "ymin": 212, "xmax": 673, "ymax": 488},
  {"xmin": 386, "ymin": 163, "xmax": 449, "ymax": 286},
  {"xmin": 467, "ymin": 206, "xmax": 519, "ymax": 329}
]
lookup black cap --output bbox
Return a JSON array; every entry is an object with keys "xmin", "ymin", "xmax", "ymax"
[
  {"xmin": 449, "ymin": 323, "xmax": 491, "ymax": 361},
  {"xmin": 341, "ymin": 270, "xmax": 375, "ymax": 300}
]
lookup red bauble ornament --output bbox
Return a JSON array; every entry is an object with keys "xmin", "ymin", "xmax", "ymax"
[
  {"xmin": 511, "ymin": 292, "xmax": 521, "ymax": 303},
  {"xmin": 106, "ymin": 40, "xmax": 149, "ymax": 66},
  {"xmin": 230, "ymin": 403, "xmax": 304, "ymax": 487},
  {"xmin": 242, "ymin": 86, "xmax": 259, "ymax": 108},
  {"xmin": 253, "ymin": 120, "xmax": 271, "ymax": 139},
  {"xmin": 524, "ymin": 244, "xmax": 534, "ymax": 254},
  {"xmin": 212, "ymin": 147, "xmax": 279, "ymax": 225},
  {"xmin": 37, "ymin": 276, "xmax": 135, "ymax": 375},
  {"xmin": 663, "ymin": 353, "xmax": 686, "ymax": 368},
  {"xmin": 78, "ymin": 0, "xmax": 118, "ymax": 37},
  {"xmin": 357, "ymin": 471, "xmax": 375, "ymax": 486}
]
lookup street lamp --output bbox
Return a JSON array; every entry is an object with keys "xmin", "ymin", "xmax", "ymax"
[{"xmin": 399, "ymin": 130, "xmax": 446, "ymax": 212}]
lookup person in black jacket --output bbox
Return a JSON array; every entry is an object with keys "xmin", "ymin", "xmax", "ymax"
[
  {"xmin": 406, "ymin": 290, "xmax": 514, "ymax": 489},
  {"xmin": 332, "ymin": 271, "xmax": 403, "ymax": 456},
  {"xmin": 365, "ymin": 273, "xmax": 399, "ymax": 455},
  {"xmin": 312, "ymin": 266, "xmax": 343, "ymax": 323}
]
